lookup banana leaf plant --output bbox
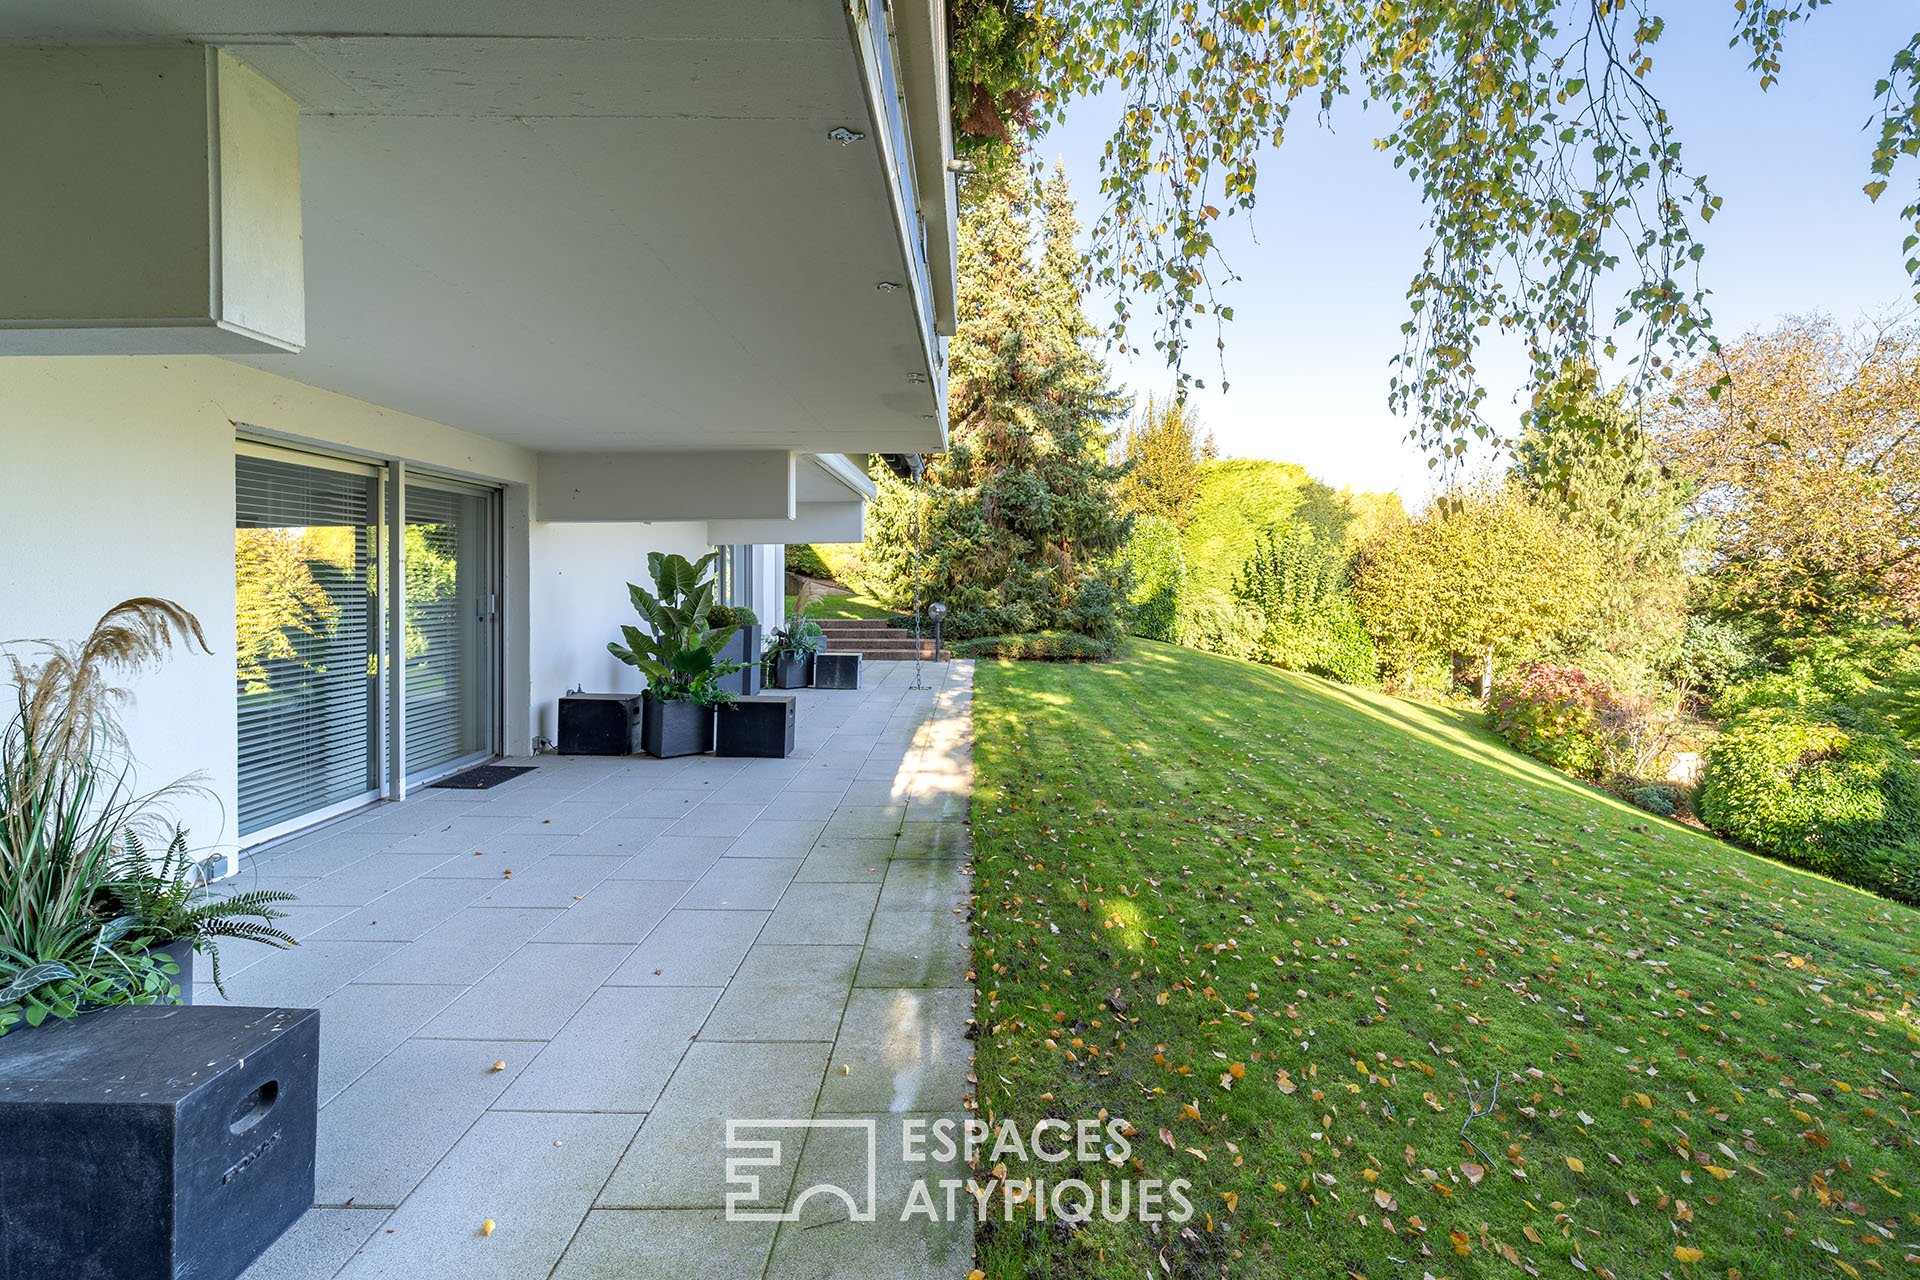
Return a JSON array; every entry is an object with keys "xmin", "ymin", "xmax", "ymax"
[{"xmin": 607, "ymin": 551, "xmax": 758, "ymax": 707}]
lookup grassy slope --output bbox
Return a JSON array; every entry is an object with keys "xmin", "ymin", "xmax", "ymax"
[
  {"xmin": 970, "ymin": 642, "xmax": 1920, "ymax": 1280},
  {"xmin": 783, "ymin": 591, "xmax": 900, "ymax": 620}
]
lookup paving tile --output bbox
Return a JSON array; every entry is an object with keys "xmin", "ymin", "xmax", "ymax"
[
  {"xmin": 535, "ymin": 878, "xmax": 689, "ymax": 944},
  {"xmin": 334, "ymin": 1111, "xmax": 640, "ymax": 1280},
  {"xmin": 792, "ymin": 841, "xmax": 893, "ymax": 884},
  {"xmin": 316, "ymin": 1037, "xmax": 531, "ymax": 1205},
  {"xmin": 596, "ymin": 1042, "xmax": 832, "ymax": 1209},
  {"xmin": 310, "ymin": 877, "xmax": 496, "ymax": 942},
  {"xmin": 254, "ymin": 902, "xmax": 357, "ymax": 941},
  {"xmin": 551, "ymin": 1210, "xmax": 776, "ymax": 1280},
  {"xmin": 727, "ymin": 818, "xmax": 828, "ymax": 858},
  {"xmin": 383, "ymin": 814, "xmax": 522, "ymax": 852},
  {"xmin": 679, "ymin": 858, "xmax": 802, "ymax": 911},
  {"xmin": 666, "ymin": 803, "xmax": 762, "ymax": 839},
  {"xmin": 890, "ymin": 820, "xmax": 970, "ymax": 860},
  {"xmin": 355, "ymin": 908, "xmax": 562, "ymax": 986},
  {"xmin": 817, "ymin": 988, "xmax": 973, "ymax": 1115},
  {"xmin": 840, "ymin": 780, "xmax": 910, "ymax": 808},
  {"xmin": 764, "ymin": 1113, "xmax": 971, "ymax": 1280},
  {"xmin": 418, "ymin": 943, "xmax": 632, "ymax": 1040},
  {"xmin": 565, "ymin": 816, "xmax": 676, "ymax": 854},
  {"xmin": 237, "ymin": 1206, "xmax": 391, "ymax": 1280},
  {"xmin": 759, "ymin": 789, "xmax": 845, "ymax": 822},
  {"xmin": 469, "ymin": 854, "xmax": 626, "ymax": 909},
  {"xmin": 779, "ymin": 766, "xmax": 860, "ymax": 793},
  {"xmin": 875, "ymin": 859, "xmax": 970, "ymax": 915},
  {"xmin": 853, "ymin": 912, "xmax": 971, "ymax": 991},
  {"xmin": 192, "ymin": 939, "xmax": 404, "ymax": 1008},
  {"xmin": 701, "ymin": 944, "xmax": 860, "ymax": 1042},
  {"xmin": 299, "ymin": 854, "xmax": 457, "ymax": 905},
  {"xmin": 496, "ymin": 985, "xmax": 719, "ymax": 1112},
  {"xmin": 501, "ymin": 799, "xmax": 629, "ymax": 835},
  {"xmin": 249, "ymin": 831, "xmax": 400, "ymax": 877},
  {"xmin": 416, "ymin": 835, "xmax": 576, "ymax": 877},
  {"xmin": 311, "ymin": 981, "xmax": 469, "ymax": 1103},
  {"xmin": 618, "ymin": 788, "xmax": 717, "ymax": 817},
  {"xmin": 605, "ymin": 836, "xmax": 732, "ymax": 881},
  {"xmin": 607, "ymin": 910, "xmax": 768, "ymax": 986},
  {"xmin": 759, "ymin": 882, "xmax": 881, "ymax": 946}
]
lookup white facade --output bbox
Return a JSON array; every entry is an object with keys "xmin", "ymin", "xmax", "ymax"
[{"xmin": 0, "ymin": 3, "xmax": 952, "ymax": 861}]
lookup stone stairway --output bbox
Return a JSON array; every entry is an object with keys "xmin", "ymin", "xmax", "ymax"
[{"xmin": 814, "ymin": 617, "xmax": 949, "ymax": 661}]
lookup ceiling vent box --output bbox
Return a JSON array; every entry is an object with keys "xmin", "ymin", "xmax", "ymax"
[{"xmin": 0, "ymin": 45, "xmax": 304, "ymax": 355}]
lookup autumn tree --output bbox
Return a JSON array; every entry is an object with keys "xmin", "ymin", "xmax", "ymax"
[
  {"xmin": 1115, "ymin": 393, "xmax": 1203, "ymax": 528},
  {"xmin": 1654, "ymin": 314, "xmax": 1920, "ymax": 638},
  {"xmin": 1515, "ymin": 371, "xmax": 1703, "ymax": 692},
  {"xmin": 1354, "ymin": 481, "xmax": 1603, "ymax": 695},
  {"xmin": 863, "ymin": 162, "xmax": 1131, "ymax": 642},
  {"xmin": 948, "ymin": 4, "xmax": 1920, "ymax": 461}
]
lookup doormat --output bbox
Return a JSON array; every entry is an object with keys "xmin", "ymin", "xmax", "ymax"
[{"xmin": 429, "ymin": 765, "xmax": 537, "ymax": 790}]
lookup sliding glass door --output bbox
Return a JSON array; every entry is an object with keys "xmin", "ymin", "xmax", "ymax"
[
  {"xmin": 235, "ymin": 450, "xmax": 382, "ymax": 838},
  {"xmin": 404, "ymin": 480, "xmax": 496, "ymax": 781},
  {"xmin": 235, "ymin": 446, "xmax": 500, "ymax": 841}
]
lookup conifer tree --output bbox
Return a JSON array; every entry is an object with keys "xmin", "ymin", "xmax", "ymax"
[
  {"xmin": 864, "ymin": 163, "xmax": 1131, "ymax": 642},
  {"xmin": 1115, "ymin": 393, "xmax": 1203, "ymax": 528}
]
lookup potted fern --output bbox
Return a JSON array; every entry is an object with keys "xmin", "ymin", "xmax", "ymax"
[
  {"xmin": 765, "ymin": 583, "xmax": 827, "ymax": 689},
  {"xmin": 103, "ymin": 829, "xmax": 296, "ymax": 1002},
  {"xmin": 608, "ymin": 552, "xmax": 755, "ymax": 757},
  {"xmin": 0, "ymin": 599, "xmax": 292, "ymax": 1034}
]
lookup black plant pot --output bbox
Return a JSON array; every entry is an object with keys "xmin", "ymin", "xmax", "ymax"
[
  {"xmin": 640, "ymin": 696, "xmax": 714, "ymax": 758},
  {"xmin": 767, "ymin": 653, "xmax": 813, "ymax": 689},
  {"xmin": 717, "ymin": 626, "xmax": 764, "ymax": 697},
  {"xmin": 151, "ymin": 939, "xmax": 195, "ymax": 1005},
  {"xmin": 0, "ymin": 1004, "xmax": 320, "ymax": 1280}
]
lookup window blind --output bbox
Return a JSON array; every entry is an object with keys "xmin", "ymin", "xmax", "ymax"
[{"xmin": 235, "ymin": 454, "xmax": 382, "ymax": 836}]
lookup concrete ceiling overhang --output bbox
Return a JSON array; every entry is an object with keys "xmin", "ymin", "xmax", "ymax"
[{"xmin": 0, "ymin": 1, "xmax": 951, "ymax": 455}]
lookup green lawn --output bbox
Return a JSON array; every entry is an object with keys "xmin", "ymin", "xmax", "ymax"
[
  {"xmin": 783, "ymin": 591, "xmax": 900, "ymax": 620},
  {"xmin": 970, "ymin": 641, "xmax": 1920, "ymax": 1279}
]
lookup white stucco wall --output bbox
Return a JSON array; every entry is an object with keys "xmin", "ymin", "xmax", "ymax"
[
  {"xmin": 0, "ymin": 354, "xmax": 537, "ymax": 860},
  {"xmin": 525, "ymin": 520, "xmax": 713, "ymax": 746},
  {"xmin": 2, "ymin": 355, "xmax": 835, "ymax": 854}
]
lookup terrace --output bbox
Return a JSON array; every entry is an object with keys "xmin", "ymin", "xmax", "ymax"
[{"xmin": 209, "ymin": 661, "xmax": 974, "ymax": 1280}]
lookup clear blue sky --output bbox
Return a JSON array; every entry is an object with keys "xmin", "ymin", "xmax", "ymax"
[{"xmin": 1041, "ymin": 3, "xmax": 1918, "ymax": 502}]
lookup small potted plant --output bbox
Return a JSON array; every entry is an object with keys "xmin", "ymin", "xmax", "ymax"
[
  {"xmin": 103, "ymin": 828, "xmax": 297, "ymax": 1002},
  {"xmin": 608, "ymin": 552, "xmax": 753, "ymax": 757},
  {"xmin": 764, "ymin": 586, "xmax": 827, "ymax": 690}
]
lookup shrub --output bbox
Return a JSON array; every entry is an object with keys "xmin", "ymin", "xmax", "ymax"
[
  {"xmin": 1174, "ymin": 588, "xmax": 1266, "ymax": 663},
  {"xmin": 1486, "ymin": 665, "xmax": 1624, "ymax": 779},
  {"xmin": 1699, "ymin": 709, "xmax": 1920, "ymax": 901},
  {"xmin": 1669, "ymin": 617, "xmax": 1762, "ymax": 694},
  {"xmin": 784, "ymin": 544, "xmax": 834, "ymax": 580},
  {"xmin": 951, "ymin": 631, "xmax": 1119, "ymax": 662},
  {"xmin": 1628, "ymin": 783, "xmax": 1681, "ymax": 818},
  {"xmin": 1232, "ymin": 525, "xmax": 1378, "ymax": 685},
  {"xmin": 1124, "ymin": 515, "xmax": 1186, "ymax": 643}
]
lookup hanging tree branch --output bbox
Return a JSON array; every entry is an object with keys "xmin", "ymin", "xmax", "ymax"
[{"xmin": 1014, "ymin": 0, "xmax": 1920, "ymax": 461}]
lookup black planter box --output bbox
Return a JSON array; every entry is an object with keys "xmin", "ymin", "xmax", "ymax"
[
  {"xmin": 717, "ymin": 626, "xmax": 764, "ymax": 697},
  {"xmin": 813, "ymin": 652, "xmax": 863, "ymax": 690},
  {"xmin": 767, "ymin": 653, "xmax": 813, "ymax": 689},
  {"xmin": 0, "ymin": 1004, "xmax": 319, "ymax": 1280},
  {"xmin": 715, "ymin": 694, "xmax": 797, "ymax": 758},
  {"xmin": 153, "ymin": 938, "xmax": 194, "ymax": 1004},
  {"xmin": 558, "ymin": 693, "xmax": 642, "ymax": 755},
  {"xmin": 640, "ymin": 695, "xmax": 714, "ymax": 758}
]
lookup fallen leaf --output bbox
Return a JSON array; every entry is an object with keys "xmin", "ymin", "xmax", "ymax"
[
  {"xmin": 1673, "ymin": 1245, "xmax": 1702, "ymax": 1263},
  {"xmin": 480, "ymin": 1219, "xmax": 496, "ymax": 1237},
  {"xmin": 1461, "ymin": 1162, "xmax": 1486, "ymax": 1185},
  {"xmin": 1564, "ymin": 1156, "xmax": 1585, "ymax": 1173}
]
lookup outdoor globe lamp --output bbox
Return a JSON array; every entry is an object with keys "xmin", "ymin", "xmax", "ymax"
[{"xmin": 928, "ymin": 601, "xmax": 948, "ymax": 660}]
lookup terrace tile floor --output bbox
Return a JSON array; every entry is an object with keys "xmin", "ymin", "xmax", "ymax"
[{"xmin": 220, "ymin": 660, "xmax": 976, "ymax": 1280}]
